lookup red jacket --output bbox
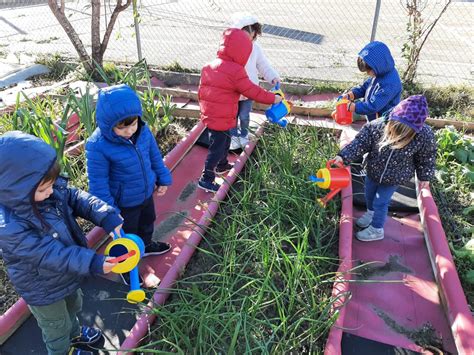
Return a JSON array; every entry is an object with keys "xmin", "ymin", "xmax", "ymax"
[{"xmin": 198, "ymin": 28, "xmax": 276, "ymax": 131}]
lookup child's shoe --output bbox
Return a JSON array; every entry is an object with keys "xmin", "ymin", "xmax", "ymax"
[
  {"xmin": 239, "ymin": 136, "xmax": 249, "ymax": 148},
  {"xmin": 215, "ymin": 162, "xmax": 234, "ymax": 175},
  {"xmin": 356, "ymin": 225, "xmax": 384, "ymax": 242},
  {"xmin": 229, "ymin": 136, "xmax": 241, "ymax": 151},
  {"xmin": 198, "ymin": 179, "xmax": 221, "ymax": 193},
  {"xmin": 144, "ymin": 241, "xmax": 171, "ymax": 256},
  {"xmin": 356, "ymin": 210, "xmax": 374, "ymax": 228},
  {"xmin": 70, "ymin": 326, "xmax": 103, "ymax": 345}
]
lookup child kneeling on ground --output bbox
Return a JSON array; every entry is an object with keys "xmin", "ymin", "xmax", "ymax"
[
  {"xmin": 0, "ymin": 131, "xmax": 123, "ymax": 355},
  {"xmin": 333, "ymin": 95, "xmax": 437, "ymax": 241}
]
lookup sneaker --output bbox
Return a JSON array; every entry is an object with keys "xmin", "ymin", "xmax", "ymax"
[
  {"xmin": 143, "ymin": 241, "xmax": 172, "ymax": 257},
  {"xmin": 356, "ymin": 210, "xmax": 374, "ymax": 228},
  {"xmin": 229, "ymin": 136, "xmax": 241, "ymax": 151},
  {"xmin": 198, "ymin": 179, "xmax": 221, "ymax": 193},
  {"xmin": 215, "ymin": 162, "xmax": 234, "ymax": 175},
  {"xmin": 120, "ymin": 272, "xmax": 144, "ymax": 286},
  {"xmin": 239, "ymin": 136, "xmax": 249, "ymax": 148},
  {"xmin": 68, "ymin": 347, "xmax": 96, "ymax": 355},
  {"xmin": 70, "ymin": 326, "xmax": 103, "ymax": 345},
  {"xmin": 356, "ymin": 225, "xmax": 384, "ymax": 242}
]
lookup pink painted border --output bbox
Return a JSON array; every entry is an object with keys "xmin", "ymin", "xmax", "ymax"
[
  {"xmin": 0, "ymin": 121, "xmax": 206, "ymax": 344},
  {"xmin": 324, "ymin": 126, "xmax": 474, "ymax": 355},
  {"xmin": 118, "ymin": 125, "xmax": 265, "ymax": 354},
  {"xmin": 324, "ymin": 127, "xmax": 355, "ymax": 355},
  {"xmin": 417, "ymin": 183, "xmax": 474, "ymax": 354}
]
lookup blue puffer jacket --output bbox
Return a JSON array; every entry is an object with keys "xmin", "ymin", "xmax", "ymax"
[
  {"xmin": 338, "ymin": 118, "xmax": 437, "ymax": 185},
  {"xmin": 352, "ymin": 41, "xmax": 402, "ymax": 121},
  {"xmin": 0, "ymin": 131, "xmax": 122, "ymax": 306},
  {"xmin": 86, "ymin": 84, "xmax": 172, "ymax": 209}
]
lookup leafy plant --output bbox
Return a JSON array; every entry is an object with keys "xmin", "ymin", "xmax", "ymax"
[
  {"xmin": 66, "ymin": 85, "xmax": 96, "ymax": 139},
  {"xmin": 432, "ymin": 126, "xmax": 473, "ymax": 304},
  {"xmin": 157, "ymin": 94, "xmax": 177, "ymax": 133},
  {"xmin": 13, "ymin": 93, "xmax": 73, "ymax": 174}
]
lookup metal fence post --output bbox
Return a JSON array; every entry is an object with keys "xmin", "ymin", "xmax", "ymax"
[
  {"xmin": 133, "ymin": 0, "xmax": 142, "ymax": 61},
  {"xmin": 370, "ymin": 0, "xmax": 382, "ymax": 42}
]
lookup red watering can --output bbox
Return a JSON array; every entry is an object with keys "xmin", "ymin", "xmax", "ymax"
[
  {"xmin": 331, "ymin": 99, "xmax": 353, "ymax": 125},
  {"xmin": 310, "ymin": 159, "xmax": 350, "ymax": 207}
]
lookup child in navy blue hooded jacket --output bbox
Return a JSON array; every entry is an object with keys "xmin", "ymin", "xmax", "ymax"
[
  {"xmin": 86, "ymin": 84, "xmax": 172, "ymax": 258},
  {"xmin": 333, "ymin": 95, "xmax": 436, "ymax": 242},
  {"xmin": 0, "ymin": 131, "xmax": 123, "ymax": 355},
  {"xmin": 339, "ymin": 41, "xmax": 402, "ymax": 122}
]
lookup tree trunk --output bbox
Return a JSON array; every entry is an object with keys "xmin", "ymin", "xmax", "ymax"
[
  {"xmin": 48, "ymin": 0, "xmax": 132, "ymax": 79},
  {"xmin": 48, "ymin": 0, "xmax": 93, "ymax": 74}
]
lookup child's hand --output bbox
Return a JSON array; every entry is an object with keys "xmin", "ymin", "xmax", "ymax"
[
  {"xmin": 274, "ymin": 95, "xmax": 283, "ymax": 104},
  {"xmin": 103, "ymin": 257, "xmax": 118, "ymax": 274},
  {"xmin": 331, "ymin": 156, "xmax": 344, "ymax": 165},
  {"xmin": 155, "ymin": 185, "xmax": 168, "ymax": 196},
  {"xmin": 347, "ymin": 102, "xmax": 356, "ymax": 112},
  {"xmin": 109, "ymin": 224, "xmax": 123, "ymax": 238}
]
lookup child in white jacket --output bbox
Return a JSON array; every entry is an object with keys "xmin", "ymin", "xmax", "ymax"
[{"xmin": 229, "ymin": 13, "xmax": 281, "ymax": 150}]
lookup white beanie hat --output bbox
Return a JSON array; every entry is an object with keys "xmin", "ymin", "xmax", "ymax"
[{"xmin": 229, "ymin": 12, "xmax": 259, "ymax": 29}]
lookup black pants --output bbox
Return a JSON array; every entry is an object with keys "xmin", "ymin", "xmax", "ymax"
[
  {"xmin": 120, "ymin": 195, "xmax": 156, "ymax": 247},
  {"xmin": 201, "ymin": 129, "xmax": 231, "ymax": 183}
]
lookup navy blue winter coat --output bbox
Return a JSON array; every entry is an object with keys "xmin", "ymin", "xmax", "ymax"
[
  {"xmin": 86, "ymin": 84, "xmax": 172, "ymax": 209},
  {"xmin": 0, "ymin": 131, "xmax": 122, "ymax": 306},
  {"xmin": 352, "ymin": 41, "xmax": 402, "ymax": 121},
  {"xmin": 338, "ymin": 118, "xmax": 437, "ymax": 185}
]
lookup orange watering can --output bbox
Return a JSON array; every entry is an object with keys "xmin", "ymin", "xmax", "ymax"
[
  {"xmin": 331, "ymin": 99, "xmax": 353, "ymax": 125},
  {"xmin": 310, "ymin": 159, "xmax": 350, "ymax": 207}
]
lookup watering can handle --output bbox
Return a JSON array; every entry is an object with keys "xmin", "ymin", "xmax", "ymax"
[
  {"xmin": 327, "ymin": 159, "xmax": 344, "ymax": 169},
  {"xmin": 274, "ymin": 82, "xmax": 280, "ymax": 91},
  {"xmin": 113, "ymin": 229, "xmax": 127, "ymax": 240}
]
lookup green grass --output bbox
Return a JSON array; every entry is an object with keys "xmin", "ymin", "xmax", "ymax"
[{"xmin": 139, "ymin": 125, "xmax": 341, "ymax": 354}]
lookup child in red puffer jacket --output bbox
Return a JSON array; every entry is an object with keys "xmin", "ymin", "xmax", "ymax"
[{"xmin": 198, "ymin": 28, "xmax": 282, "ymax": 193}]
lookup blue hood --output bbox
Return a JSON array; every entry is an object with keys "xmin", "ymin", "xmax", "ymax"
[
  {"xmin": 358, "ymin": 41, "xmax": 395, "ymax": 76},
  {"xmin": 0, "ymin": 131, "xmax": 56, "ymax": 215},
  {"xmin": 95, "ymin": 84, "xmax": 143, "ymax": 142}
]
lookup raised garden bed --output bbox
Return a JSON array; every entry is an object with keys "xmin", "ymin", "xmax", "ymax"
[{"xmin": 135, "ymin": 125, "xmax": 342, "ymax": 353}]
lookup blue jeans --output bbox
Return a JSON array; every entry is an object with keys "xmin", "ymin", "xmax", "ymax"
[
  {"xmin": 28, "ymin": 289, "xmax": 83, "ymax": 355},
  {"xmin": 230, "ymin": 99, "xmax": 253, "ymax": 137},
  {"xmin": 365, "ymin": 176, "xmax": 398, "ymax": 229},
  {"xmin": 201, "ymin": 129, "xmax": 231, "ymax": 183}
]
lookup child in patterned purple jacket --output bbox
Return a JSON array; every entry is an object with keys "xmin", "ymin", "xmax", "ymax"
[{"xmin": 332, "ymin": 95, "xmax": 437, "ymax": 242}]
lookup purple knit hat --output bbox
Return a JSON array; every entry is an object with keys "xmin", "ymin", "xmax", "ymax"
[{"xmin": 389, "ymin": 95, "xmax": 429, "ymax": 133}]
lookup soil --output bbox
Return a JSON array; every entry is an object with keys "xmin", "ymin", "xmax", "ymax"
[{"xmin": 0, "ymin": 116, "xmax": 199, "ymax": 316}]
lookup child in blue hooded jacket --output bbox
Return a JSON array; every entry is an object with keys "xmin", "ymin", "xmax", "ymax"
[
  {"xmin": 339, "ymin": 41, "xmax": 402, "ymax": 122},
  {"xmin": 86, "ymin": 84, "xmax": 172, "ymax": 260},
  {"xmin": 333, "ymin": 95, "xmax": 436, "ymax": 242},
  {"xmin": 0, "ymin": 131, "xmax": 123, "ymax": 355}
]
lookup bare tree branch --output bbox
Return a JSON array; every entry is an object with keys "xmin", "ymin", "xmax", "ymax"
[
  {"xmin": 100, "ymin": 0, "xmax": 132, "ymax": 56},
  {"xmin": 48, "ymin": 0, "xmax": 92, "ymax": 72}
]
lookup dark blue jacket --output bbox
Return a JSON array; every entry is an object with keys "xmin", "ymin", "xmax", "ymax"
[
  {"xmin": 0, "ymin": 131, "xmax": 122, "ymax": 306},
  {"xmin": 338, "ymin": 118, "xmax": 437, "ymax": 185},
  {"xmin": 352, "ymin": 41, "xmax": 402, "ymax": 121},
  {"xmin": 85, "ymin": 84, "xmax": 172, "ymax": 209}
]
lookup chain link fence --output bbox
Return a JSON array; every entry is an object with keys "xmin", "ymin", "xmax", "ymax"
[{"xmin": 0, "ymin": 0, "xmax": 472, "ymax": 86}]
